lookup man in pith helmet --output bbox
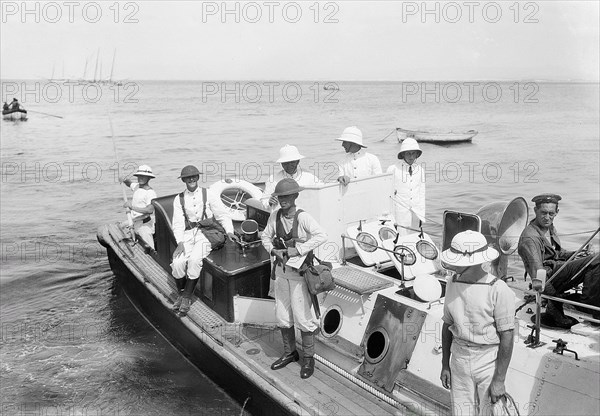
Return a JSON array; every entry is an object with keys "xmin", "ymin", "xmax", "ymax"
[
  {"xmin": 170, "ymin": 165, "xmax": 236, "ymax": 316},
  {"xmin": 121, "ymin": 165, "xmax": 157, "ymax": 249},
  {"xmin": 260, "ymin": 144, "xmax": 322, "ymax": 211},
  {"xmin": 261, "ymin": 178, "xmax": 327, "ymax": 379},
  {"xmin": 335, "ymin": 126, "xmax": 382, "ymax": 186}
]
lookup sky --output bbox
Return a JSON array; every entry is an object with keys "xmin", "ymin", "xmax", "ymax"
[{"xmin": 1, "ymin": 0, "xmax": 599, "ymax": 81}]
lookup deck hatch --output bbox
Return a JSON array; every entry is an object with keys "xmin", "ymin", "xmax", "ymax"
[{"xmin": 332, "ymin": 266, "xmax": 393, "ymax": 295}]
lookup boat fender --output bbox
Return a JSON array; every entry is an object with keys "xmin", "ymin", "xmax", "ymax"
[{"xmin": 209, "ymin": 179, "xmax": 263, "ymax": 222}]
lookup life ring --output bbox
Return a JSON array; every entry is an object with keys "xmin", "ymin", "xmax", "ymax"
[{"xmin": 209, "ymin": 179, "xmax": 263, "ymax": 222}]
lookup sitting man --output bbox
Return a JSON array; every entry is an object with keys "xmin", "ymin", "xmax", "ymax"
[
  {"xmin": 121, "ymin": 165, "xmax": 157, "ymax": 249},
  {"xmin": 335, "ymin": 126, "xmax": 382, "ymax": 186},
  {"xmin": 171, "ymin": 165, "xmax": 237, "ymax": 316},
  {"xmin": 518, "ymin": 194, "xmax": 599, "ymax": 327},
  {"xmin": 260, "ymin": 145, "xmax": 322, "ymax": 211}
]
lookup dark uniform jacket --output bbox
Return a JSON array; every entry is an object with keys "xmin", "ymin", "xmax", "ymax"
[{"xmin": 518, "ymin": 220, "xmax": 574, "ymax": 279}]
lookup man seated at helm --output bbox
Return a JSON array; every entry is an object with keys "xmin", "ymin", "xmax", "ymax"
[
  {"xmin": 518, "ymin": 193, "xmax": 599, "ymax": 327},
  {"xmin": 335, "ymin": 126, "xmax": 382, "ymax": 186},
  {"xmin": 170, "ymin": 164, "xmax": 238, "ymax": 316},
  {"xmin": 260, "ymin": 145, "xmax": 322, "ymax": 211}
]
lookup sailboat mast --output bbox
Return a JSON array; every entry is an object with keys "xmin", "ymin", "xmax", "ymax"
[
  {"xmin": 109, "ymin": 49, "xmax": 116, "ymax": 83},
  {"xmin": 83, "ymin": 58, "xmax": 88, "ymax": 81},
  {"xmin": 93, "ymin": 49, "xmax": 100, "ymax": 82}
]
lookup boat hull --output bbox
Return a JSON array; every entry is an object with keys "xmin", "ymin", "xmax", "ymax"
[
  {"xmin": 2, "ymin": 109, "xmax": 28, "ymax": 121},
  {"xmin": 104, "ymin": 242, "xmax": 289, "ymax": 415},
  {"xmin": 396, "ymin": 128, "xmax": 477, "ymax": 144}
]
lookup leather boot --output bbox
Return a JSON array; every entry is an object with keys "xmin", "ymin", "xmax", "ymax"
[
  {"xmin": 171, "ymin": 278, "xmax": 186, "ymax": 310},
  {"xmin": 300, "ymin": 330, "xmax": 315, "ymax": 379},
  {"xmin": 271, "ymin": 327, "xmax": 299, "ymax": 370},
  {"xmin": 545, "ymin": 300, "xmax": 573, "ymax": 328},
  {"xmin": 178, "ymin": 278, "xmax": 199, "ymax": 316}
]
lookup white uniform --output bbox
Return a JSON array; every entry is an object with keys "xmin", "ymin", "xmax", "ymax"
[
  {"xmin": 387, "ymin": 162, "xmax": 425, "ymax": 235},
  {"xmin": 171, "ymin": 187, "xmax": 234, "ymax": 280},
  {"xmin": 337, "ymin": 150, "xmax": 382, "ymax": 179},
  {"xmin": 123, "ymin": 183, "xmax": 157, "ymax": 249},
  {"xmin": 261, "ymin": 167, "xmax": 322, "ymax": 211}
]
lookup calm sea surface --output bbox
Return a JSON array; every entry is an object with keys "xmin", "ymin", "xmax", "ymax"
[{"xmin": 1, "ymin": 80, "xmax": 599, "ymax": 415}]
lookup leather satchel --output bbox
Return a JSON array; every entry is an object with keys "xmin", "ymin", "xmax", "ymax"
[{"xmin": 300, "ymin": 252, "xmax": 336, "ymax": 295}]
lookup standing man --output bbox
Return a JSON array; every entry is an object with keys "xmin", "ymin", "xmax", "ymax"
[
  {"xmin": 261, "ymin": 178, "xmax": 327, "ymax": 379},
  {"xmin": 171, "ymin": 165, "xmax": 236, "ymax": 316},
  {"xmin": 518, "ymin": 194, "xmax": 599, "ymax": 327},
  {"xmin": 121, "ymin": 165, "xmax": 157, "ymax": 249},
  {"xmin": 335, "ymin": 126, "xmax": 382, "ymax": 186},
  {"xmin": 387, "ymin": 138, "xmax": 426, "ymax": 235},
  {"xmin": 261, "ymin": 145, "xmax": 322, "ymax": 211},
  {"xmin": 440, "ymin": 230, "xmax": 516, "ymax": 416}
]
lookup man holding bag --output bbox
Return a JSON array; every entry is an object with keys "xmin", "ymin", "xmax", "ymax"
[{"xmin": 260, "ymin": 178, "xmax": 327, "ymax": 379}]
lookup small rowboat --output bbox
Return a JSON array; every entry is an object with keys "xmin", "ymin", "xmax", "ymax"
[
  {"xmin": 2, "ymin": 109, "xmax": 28, "ymax": 121},
  {"xmin": 396, "ymin": 127, "xmax": 477, "ymax": 144}
]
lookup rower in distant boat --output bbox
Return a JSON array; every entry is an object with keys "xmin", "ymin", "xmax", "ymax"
[
  {"xmin": 335, "ymin": 126, "xmax": 382, "ymax": 186},
  {"xmin": 9, "ymin": 98, "xmax": 23, "ymax": 111},
  {"xmin": 387, "ymin": 138, "xmax": 426, "ymax": 236},
  {"xmin": 518, "ymin": 193, "xmax": 600, "ymax": 328},
  {"xmin": 2, "ymin": 102, "xmax": 8, "ymax": 112}
]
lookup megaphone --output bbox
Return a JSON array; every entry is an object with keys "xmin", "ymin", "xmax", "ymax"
[{"xmin": 476, "ymin": 197, "xmax": 529, "ymax": 278}]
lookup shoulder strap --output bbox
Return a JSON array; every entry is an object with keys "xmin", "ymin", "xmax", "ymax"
[
  {"xmin": 179, "ymin": 192, "xmax": 191, "ymax": 229},
  {"xmin": 201, "ymin": 188, "xmax": 208, "ymax": 220},
  {"xmin": 291, "ymin": 209, "xmax": 304, "ymax": 240}
]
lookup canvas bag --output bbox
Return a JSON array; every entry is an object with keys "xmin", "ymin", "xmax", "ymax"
[
  {"xmin": 179, "ymin": 188, "xmax": 227, "ymax": 250},
  {"xmin": 300, "ymin": 251, "xmax": 336, "ymax": 295}
]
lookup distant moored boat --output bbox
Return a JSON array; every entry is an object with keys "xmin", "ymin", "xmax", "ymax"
[{"xmin": 396, "ymin": 127, "xmax": 477, "ymax": 144}]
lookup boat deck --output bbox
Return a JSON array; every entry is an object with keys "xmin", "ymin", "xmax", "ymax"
[{"xmin": 100, "ymin": 223, "xmax": 436, "ymax": 415}]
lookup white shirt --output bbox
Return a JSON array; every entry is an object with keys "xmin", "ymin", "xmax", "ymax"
[
  {"xmin": 261, "ymin": 208, "xmax": 328, "ymax": 279},
  {"xmin": 387, "ymin": 162, "xmax": 426, "ymax": 222},
  {"xmin": 129, "ymin": 183, "xmax": 157, "ymax": 221},
  {"xmin": 338, "ymin": 150, "xmax": 382, "ymax": 179},
  {"xmin": 172, "ymin": 187, "xmax": 234, "ymax": 243},
  {"xmin": 261, "ymin": 167, "xmax": 322, "ymax": 210}
]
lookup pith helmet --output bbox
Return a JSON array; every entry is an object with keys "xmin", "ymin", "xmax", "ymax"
[
  {"xmin": 178, "ymin": 165, "xmax": 202, "ymax": 179},
  {"xmin": 441, "ymin": 230, "xmax": 499, "ymax": 267},
  {"xmin": 272, "ymin": 178, "xmax": 304, "ymax": 197},
  {"xmin": 133, "ymin": 165, "xmax": 156, "ymax": 178},
  {"xmin": 398, "ymin": 138, "xmax": 422, "ymax": 159},
  {"xmin": 276, "ymin": 145, "xmax": 305, "ymax": 163},
  {"xmin": 335, "ymin": 126, "xmax": 367, "ymax": 148}
]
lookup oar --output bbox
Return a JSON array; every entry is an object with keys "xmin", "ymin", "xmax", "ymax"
[
  {"xmin": 109, "ymin": 116, "xmax": 136, "ymax": 246},
  {"xmin": 378, "ymin": 128, "xmax": 396, "ymax": 142},
  {"xmin": 27, "ymin": 110, "xmax": 64, "ymax": 119}
]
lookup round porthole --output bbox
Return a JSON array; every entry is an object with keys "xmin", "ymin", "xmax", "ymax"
[
  {"xmin": 356, "ymin": 232, "xmax": 378, "ymax": 253},
  {"xmin": 416, "ymin": 240, "xmax": 438, "ymax": 260},
  {"xmin": 364, "ymin": 327, "xmax": 390, "ymax": 364},
  {"xmin": 378, "ymin": 226, "xmax": 397, "ymax": 242},
  {"xmin": 321, "ymin": 305, "xmax": 342, "ymax": 338},
  {"xmin": 393, "ymin": 245, "xmax": 417, "ymax": 266}
]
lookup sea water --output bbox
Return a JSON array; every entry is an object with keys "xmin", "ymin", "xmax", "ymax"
[{"xmin": 1, "ymin": 80, "xmax": 598, "ymax": 415}]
